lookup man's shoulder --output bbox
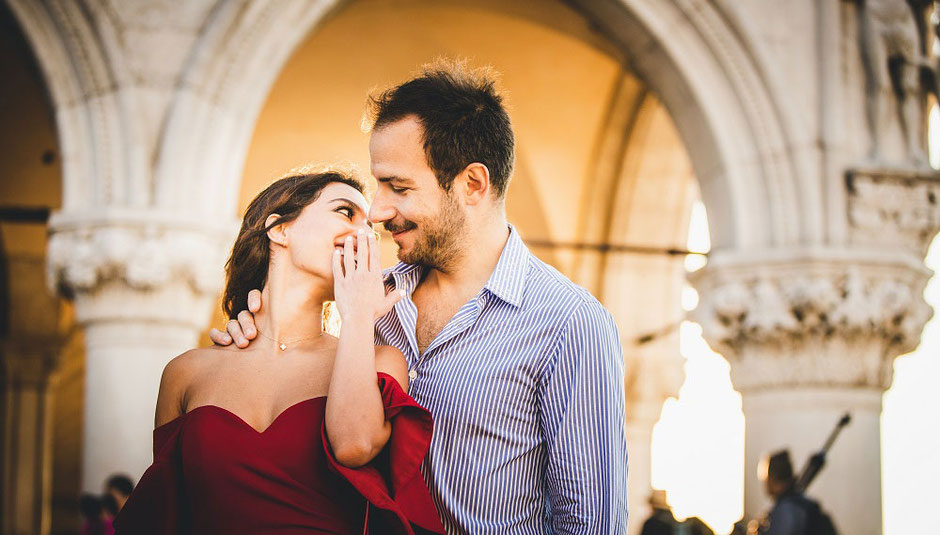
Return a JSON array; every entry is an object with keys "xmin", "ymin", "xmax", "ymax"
[{"xmin": 524, "ymin": 253, "xmax": 611, "ymax": 319}]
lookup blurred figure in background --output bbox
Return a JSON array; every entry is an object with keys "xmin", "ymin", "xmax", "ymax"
[
  {"xmin": 640, "ymin": 489, "xmax": 715, "ymax": 535},
  {"xmin": 748, "ymin": 450, "xmax": 837, "ymax": 535},
  {"xmin": 78, "ymin": 493, "xmax": 113, "ymax": 535},
  {"xmin": 104, "ymin": 474, "xmax": 133, "ymax": 514}
]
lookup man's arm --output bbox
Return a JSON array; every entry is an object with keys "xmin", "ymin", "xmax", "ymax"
[{"xmin": 539, "ymin": 300, "xmax": 629, "ymax": 534}]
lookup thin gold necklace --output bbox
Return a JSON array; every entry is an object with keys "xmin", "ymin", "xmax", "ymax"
[{"xmin": 256, "ymin": 329, "xmax": 324, "ymax": 351}]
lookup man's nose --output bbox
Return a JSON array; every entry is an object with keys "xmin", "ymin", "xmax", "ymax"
[{"xmin": 369, "ymin": 192, "xmax": 396, "ymax": 224}]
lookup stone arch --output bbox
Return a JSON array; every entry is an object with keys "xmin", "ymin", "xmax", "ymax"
[{"xmin": 7, "ymin": 0, "xmax": 812, "ymax": 252}]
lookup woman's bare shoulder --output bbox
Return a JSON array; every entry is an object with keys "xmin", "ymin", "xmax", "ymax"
[{"xmin": 158, "ymin": 349, "xmax": 219, "ymax": 402}]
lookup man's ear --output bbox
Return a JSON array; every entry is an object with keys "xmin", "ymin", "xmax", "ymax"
[
  {"xmin": 462, "ymin": 162, "xmax": 491, "ymax": 205},
  {"xmin": 265, "ymin": 214, "xmax": 288, "ymax": 247}
]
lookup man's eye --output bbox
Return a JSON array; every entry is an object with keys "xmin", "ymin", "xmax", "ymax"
[{"xmin": 390, "ymin": 185, "xmax": 406, "ymax": 194}]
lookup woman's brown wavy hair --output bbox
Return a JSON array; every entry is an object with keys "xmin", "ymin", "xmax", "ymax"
[{"xmin": 222, "ymin": 170, "xmax": 364, "ymax": 319}]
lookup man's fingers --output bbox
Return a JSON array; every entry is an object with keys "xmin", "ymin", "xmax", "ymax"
[
  {"xmin": 209, "ymin": 328, "xmax": 232, "ymax": 346},
  {"xmin": 237, "ymin": 310, "xmax": 257, "ymax": 340},
  {"xmin": 226, "ymin": 319, "xmax": 249, "ymax": 348},
  {"xmin": 247, "ymin": 289, "xmax": 262, "ymax": 313}
]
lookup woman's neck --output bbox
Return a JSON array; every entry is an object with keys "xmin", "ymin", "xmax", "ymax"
[{"xmin": 253, "ymin": 265, "xmax": 327, "ymax": 344}]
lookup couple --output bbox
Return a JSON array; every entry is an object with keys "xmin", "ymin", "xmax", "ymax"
[{"xmin": 114, "ymin": 62, "xmax": 628, "ymax": 534}]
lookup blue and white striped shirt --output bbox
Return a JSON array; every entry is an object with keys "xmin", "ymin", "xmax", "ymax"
[{"xmin": 375, "ymin": 225, "xmax": 628, "ymax": 534}]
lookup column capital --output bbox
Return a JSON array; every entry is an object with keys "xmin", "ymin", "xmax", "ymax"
[
  {"xmin": 689, "ymin": 252, "xmax": 932, "ymax": 392},
  {"xmin": 46, "ymin": 210, "xmax": 236, "ymax": 328},
  {"xmin": 846, "ymin": 167, "xmax": 940, "ymax": 258}
]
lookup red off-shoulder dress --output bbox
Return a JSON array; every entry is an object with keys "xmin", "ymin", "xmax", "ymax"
[{"xmin": 113, "ymin": 373, "xmax": 444, "ymax": 535}]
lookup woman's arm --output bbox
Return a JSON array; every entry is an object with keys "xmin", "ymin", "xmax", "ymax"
[{"xmin": 325, "ymin": 228, "xmax": 404, "ymax": 467}]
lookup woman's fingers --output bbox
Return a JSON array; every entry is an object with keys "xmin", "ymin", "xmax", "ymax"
[
  {"xmin": 377, "ymin": 287, "xmax": 406, "ymax": 319},
  {"xmin": 344, "ymin": 234, "xmax": 355, "ymax": 275},
  {"xmin": 332, "ymin": 247, "xmax": 343, "ymax": 280},
  {"xmin": 356, "ymin": 228, "xmax": 368, "ymax": 272},
  {"xmin": 368, "ymin": 229, "xmax": 380, "ymax": 273}
]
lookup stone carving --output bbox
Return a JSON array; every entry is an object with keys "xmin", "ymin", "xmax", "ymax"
[
  {"xmin": 856, "ymin": 0, "xmax": 931, "ymax": 165},
  {"xmin": 690, "ymin": 263, "xmax": 932, "ymax": 391},
  {"xmin": 846, "ymin": 167, "xmax": 940, "ymax": 256},
  {"xmin": 46, "ymin": 219, "xmax": 232, "ymax": 299}
]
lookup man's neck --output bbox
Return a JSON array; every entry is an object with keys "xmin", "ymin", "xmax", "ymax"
[{"xmin": 420, "ymin": 216, "xmax": 510, "ymax": 298}]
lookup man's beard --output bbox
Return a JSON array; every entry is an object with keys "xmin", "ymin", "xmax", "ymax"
[{"xmin": 388, "ymin": 191, "xmax": 465, "ymax": 271}]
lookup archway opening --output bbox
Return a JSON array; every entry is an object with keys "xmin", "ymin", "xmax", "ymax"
[{"xmin": 237, "ymin": 0, "xmax": 742, "ymax": 533}]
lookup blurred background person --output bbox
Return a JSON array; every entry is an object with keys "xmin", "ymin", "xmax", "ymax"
[
  {"xmin": 78, "ymin": 494, "xmax": 113, "ymax": 535},
  {"xmin": 641, "ymin": 489, "xmax": 715, "ymax": 535},
  {"xmin": 104, "ymin": 474, "xmax": 133, "ymax": 516},
  {"xmin": 748, "ymin": 450, "xmax": 837, "ymax": 535}
]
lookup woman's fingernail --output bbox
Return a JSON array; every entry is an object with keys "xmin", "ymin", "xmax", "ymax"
[{"xmin": 399, "ymin": 289, "xmax": 406, "ymax": 297}]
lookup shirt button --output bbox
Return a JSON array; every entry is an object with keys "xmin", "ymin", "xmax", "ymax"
[{"xmin": 408, "ymin": 369, "xmax": 417, "ymax": 380}]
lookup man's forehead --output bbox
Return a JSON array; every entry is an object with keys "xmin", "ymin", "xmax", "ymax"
[{"xmin": 369, "ymin": 119, "xmax": 430, "ymax": 179}]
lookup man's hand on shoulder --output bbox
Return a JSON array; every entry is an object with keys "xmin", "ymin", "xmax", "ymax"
[{"xmin": 208, "ymin": 289, "xmax": 262, "ymax": 348}]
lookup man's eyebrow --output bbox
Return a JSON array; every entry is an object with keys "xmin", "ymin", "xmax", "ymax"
[{"xmin": 377, "ymin": 175, "xmax": 414, "ymax": 185}]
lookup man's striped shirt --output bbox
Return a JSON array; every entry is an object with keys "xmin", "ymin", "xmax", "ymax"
[{"xmin": 375, "ymin": 224, "xmax": 628, "ymax": 534}]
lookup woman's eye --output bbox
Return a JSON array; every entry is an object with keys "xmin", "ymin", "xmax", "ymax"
[{"xmin": 336, "ymin": 207, "xmax": 354, "ymax": 219}]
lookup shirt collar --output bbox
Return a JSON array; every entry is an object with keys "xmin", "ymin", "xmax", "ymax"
[
  {"xmin": 383, "ymin": 224, "xmax": 528, "ymax": 308},
  {"xmin": 482, "ymin": 224, "xmax": 527, "ymax": 308}
]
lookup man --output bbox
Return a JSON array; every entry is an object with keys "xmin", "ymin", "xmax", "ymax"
[
  {"xmin": 640, "ymin": 490, "xmax": 714, "ymax": 535},
  {"xmin": 749, "ymin": 450, "xmax": 837, "ymax": 535},
  {"xmin": 212, "ymin": 61, "xmax": 628, "ymax": 533}
]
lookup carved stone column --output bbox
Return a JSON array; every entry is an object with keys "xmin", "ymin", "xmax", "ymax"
[
  {"xmin": 1, "ymin": 339, "xmax": 59, "ymax": 535},
  {"xmin": 46, "ymin": 213, "xmax": 231, "ymax": 492},
  {"xmin": 690, "ymin": 168, "xmax": 940, "ymax": 535}
]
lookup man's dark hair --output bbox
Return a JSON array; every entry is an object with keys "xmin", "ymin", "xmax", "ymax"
[
  {"xmin": 767, "ymin": 450, "xmax": 795, "ymax": 482},
  {"xmin": 367, "ymin": 60, "xmax": 515, "ymax": 198},
  {"xmin": 105, "ymin": 473, "xmax": 134, "ymax": 497}
]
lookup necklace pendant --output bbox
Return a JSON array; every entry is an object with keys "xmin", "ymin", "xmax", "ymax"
[{"xmin": 279, "ymin": 343, "xmax": 287, "ymax": 351}]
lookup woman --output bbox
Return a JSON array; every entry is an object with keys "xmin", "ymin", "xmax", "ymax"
[{"xmin": 113, "ymin": 171, "xmax": 444, "ymax": 535}]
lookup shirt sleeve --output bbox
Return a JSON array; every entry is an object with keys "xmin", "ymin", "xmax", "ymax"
[{"xmin": 539, "ymin": 299, "xmax": 629, "ymax": 534}]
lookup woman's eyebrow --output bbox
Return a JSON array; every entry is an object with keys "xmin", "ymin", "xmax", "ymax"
[{"xmin": 329, "ymin": 197, "xmax": 363, "ymax": 209}]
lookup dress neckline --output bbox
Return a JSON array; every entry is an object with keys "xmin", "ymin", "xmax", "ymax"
[{"xmin": 157, "ymin": 395, "xmax": 327, "ymax": 434}]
